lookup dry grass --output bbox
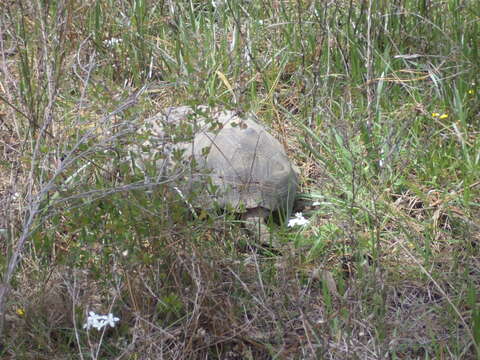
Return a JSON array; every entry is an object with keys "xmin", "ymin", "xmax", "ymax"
[{"xmin": 1, "ymin": 0, "xmax": 479, "ymax": 359}]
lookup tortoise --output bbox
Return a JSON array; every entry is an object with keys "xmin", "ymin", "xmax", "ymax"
[{"xmin": 140, "ymin": 106, "xmax": 298, "ymax": 242}]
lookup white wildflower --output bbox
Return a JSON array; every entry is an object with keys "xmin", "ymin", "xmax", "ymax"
[
  {"xmin": 103, "ymin": 38, "xmax": 123, "ymax": 47},
  {"xmin": 288, "ymin": 212, "xmax": 310, "ymax": 227},
  {"xmin": 83, "ymin": 311, "xmax": 120, "ymax": 331}
]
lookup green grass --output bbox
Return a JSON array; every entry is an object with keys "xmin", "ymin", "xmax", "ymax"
[{"xmin": 0, "ymin": 0, "xmax": 479, "ymax": 358}]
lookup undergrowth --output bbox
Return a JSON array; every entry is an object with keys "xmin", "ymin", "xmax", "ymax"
[{"xmin": 0, "ymin": 0, "xmax": 479, "ymax": 359}]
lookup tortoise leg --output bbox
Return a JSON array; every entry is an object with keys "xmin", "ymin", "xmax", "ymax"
[{"xmin": 242, "ymin": 208, "xmax": 277, "ymax": 246}]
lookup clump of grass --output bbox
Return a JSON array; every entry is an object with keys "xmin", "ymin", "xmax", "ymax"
[{"xmin": 0, "ymin": 0, "xmax": 479, "ymax": 358}]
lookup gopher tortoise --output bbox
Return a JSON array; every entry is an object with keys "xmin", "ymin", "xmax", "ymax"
[{"xmin": 141, "ymin": 106, "xmax": 298, "ymax": 242}]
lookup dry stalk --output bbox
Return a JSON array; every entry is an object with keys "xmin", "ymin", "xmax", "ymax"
[{"xmin": 365, "ymin": 0, "xmax": 374, "ymax": 126}]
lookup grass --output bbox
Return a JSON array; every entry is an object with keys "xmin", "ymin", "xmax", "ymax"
[{"xmin": 0, "ymin": 0, "xmax": 479, "ymax": 358}]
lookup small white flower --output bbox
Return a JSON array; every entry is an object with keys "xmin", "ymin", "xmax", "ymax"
[
  {"xmin": 105, "ymin": 313, "xmax": 120, "ymax": 328},
  {"xmin": 103, "ymin": 38, "xmax": 123, "ymax": 47},
  {"xmin": 288, "ymin": 212, "xmax": 310, "ymax": 227},
  {"xmin": 84, "ymin": 311, "xmax": 120, "ymax": 331}
]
